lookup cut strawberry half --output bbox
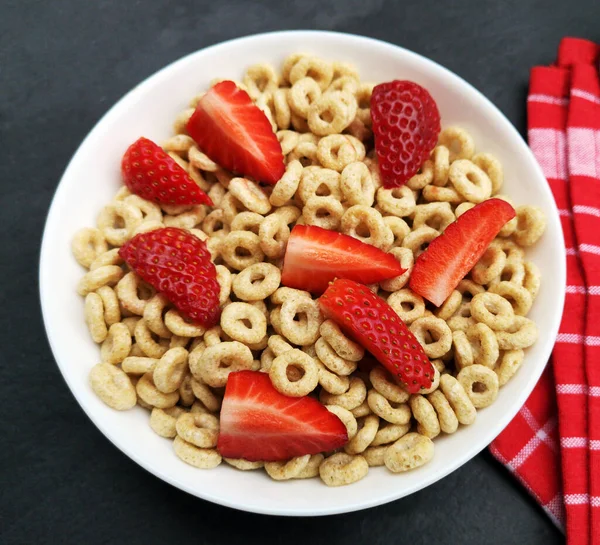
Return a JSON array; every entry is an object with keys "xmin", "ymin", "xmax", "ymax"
[
  {"xmin": 217, "ymin": 371, "xmax": 347, "ymax": 461},
  {"xmin": 186, "ymin": 81, "xmax": 285, "ymax": 185},
  {"xmin": 319, "ymin": 279, "xmax": 434, "ymax": 393},
  {"xmin": 121, "ymin": 137, "xmax": 213, "ymax": 206},
  {"xmin": 409, "ymin": 199, "xmax": 516, "ymax": 306},
  {"xmin": 281, "ymin": 225, "xmax": 405, "ymax": 294}
]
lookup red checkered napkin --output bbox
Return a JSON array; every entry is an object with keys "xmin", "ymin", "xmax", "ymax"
[{"xmin": 490, "ymin": 38, "xmax": 600, "ymax": 545}]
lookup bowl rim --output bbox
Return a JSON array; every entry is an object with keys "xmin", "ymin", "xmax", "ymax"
[{"xmin": 39, "ymin": 29, "xmax": 566, "ymax": 516}]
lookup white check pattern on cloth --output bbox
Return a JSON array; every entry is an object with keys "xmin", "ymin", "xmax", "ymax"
[
  {"xmin": 529, "ymin": 128, "xmax": 568, "ymax": 180},
  {"xmin": 567, "ymin": 128, "xmax": 600, "ymax": 177}
]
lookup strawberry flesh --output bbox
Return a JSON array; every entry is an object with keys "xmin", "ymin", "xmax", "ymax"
[
  {"xmin": 217, "ymin": 370, "xmax": 348, "ymax": 461},
  {"xmin": 319, "ymin": 279, "xmax": 434, "ymax": 393},
  {"xmin": 281, "ymin": 225, "xmax": 405, "ymax": 294},
  {"xmin": 187, "ymin": 81, "xmax": 285, "ymax": 185},
  {"xmin": 371, "ymin": 80, "xmax": 441, "ymax": 188},
  {"xmin": 121, "ymin": 137, "xmax": 213, "ymax": 206},
  {"xmin": 118, "ymin": 227, "xmax": 221, "ymax": 328},
  {"xmin": 410, "ymin": 199, "xmax": 516, "ymax": 306}
]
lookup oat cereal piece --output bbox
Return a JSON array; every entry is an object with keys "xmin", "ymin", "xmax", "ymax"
[
  {"xmin": 412, "ymin": 202, "xmax": 454, "ymax": 232},
  {"xmin": 176, "ymin": 412, "xmax": 219, "ymax": 448},
  {"xmin": 302, "ymin": 195, "xmax": 345, "ymax": 230},
  {"xmin": 265, "ymin": 455, "xmax": 311, "ymax": 480},
  {"xmin": 269, "ymin": 349, "xmax": 319, "ymax": 397},
  {"xmin": 319, "ymin": 453, "xmax": 368, "ymax": 486},
  {"xmin": 243, "ymin": 62, "xmax": 279, "ymax": 100},
  {"xmin": 72, "ymin": 228, "xmax": 109, "ymax": 268},
  {"xmin": 410, "ymin": 395, "xmax": 441, "ymax": 439},
  {"xmin": 85, "ymin": 292, "xmax": 108, "ymax": 343},
  {"xmin": 231, "ymin": 263, "xmax": 280, "ymax": 302},
  {"xmin": 315, "ymin": 337, "xmax": 357, "ymax": 376},
  {"xmin": 97, "ymin": 201, "xmax": 143, "ymax": 246},
  {"xmin": 190, "ymin": 378, "xmax": 221, "ymax": 412},
  {"xmin": 220, "ymin": 231, "xmax": 264, "ymax": 271},
  {"xmin": 495, "ymin": 349, "xmax": 525, "ymax": 386},
  {"xmin": 439, "ymin": 374, "xmax": 476, "ymax": 425},
  {"xmin": 471, "ymin": 245, "xmax": 507, "ymax": 285},
  {"xmin": 289, "ymin": 77, "xmax": 322, "ymax": 118},
  {"xmin": 122, "ymin": 356, "xmax": 158, "ymax": 375},
  {"xmin": 489, "ymin": 281, "xmax": 533, "ymax": 316},
  {"xmin": 326, "ymin": 405, "xmax": 358, "ymax": 440},
  {"xmin": 289, "ymin": 56, "xmax": 333, "ymax": 91},
  {"xmin": 431, "ymin": 145, "xmax": 450, "ymax": 186},
  {"xmin": 307, "ymin": 90, "xmax": 356, "ymax": 135},
  {"xmin": 471, "ymin": 292, "xmax": 515, "ymax": 331},
  {"xmin": 134, "ymin": 319, "xmax": 170, "ymax": 358},
  {"xmin": 422, "ymin": 185, "xmax": 463, "ymax": 204},
  {"xmin": 438, "ymin": 126, "xmax": 475, "ymax": 161},
  {"xmin": 317, "ymin": 359, "xmax": 351, "ymax": 394},
  {"xmin": 89, "ymin": 248, "xmax": 124, "ymax": 271},
  {"xmin": 472, "ymin": 153, "xmax": 503, "ymax": 194},
  {"xmin": 427, "ymin": 389, "xmax": 459, "ymax": 434},
  {"xmin": 351, "ymin": 399, "xmax": 372, "ymax": 418},
  {"xmin": 455, "ymin": 202, "xmax": 476, "ymax": 218},
  {"xmin": 225, "ymin": 458, "xmax": 264, "ymax": 470},
  {"xmin": 219, "ymin": 192, "xmax": 246, "ymax": 223},
  {"xmin": 116, "ymin": 272, "xmax": 155, "ymax": 316},
  {"xmin": 435, "ymin": 290, "xmax": 462, "ymax": 321},
  {"xmin": 489, "ymin": 258, "xmax": 526, "ymax": 288},
  {"xmin": 523, "ymin": 261, "xmax": 541, "ymax": 300},
  {"xmin": 202, "ymin": 209, "xmax": 229, "ymax": 239},
  {"xmin": 320, "ymin": 377, "xmax": 367, "ymax": 411},
  {"xmin": 490, "ymin": 238, "xmax": 525, "ymax": 262},
  {"xmin": 270, "ymin": 160, "xmax": 303, "ymax": 207},
  {"xmin": 514, "ymin": 205, "xmax": 546, "ymax": 247},
  {"xmin": 341, "ymin": 205, "xmax": 389, "ymax": 250},
  {"xmin": 136, "ymin": 372, "xmax": 179, "ymax": 409},
  {"xmin": 188, "ymin": 145, "xmax": 219, "ymax": 172},
  {"xmin": 384, "ymin": 433, "xmax": 434, "ymax": 472},
  {"xmin": 406, "ymin": 160, "xmax": 434, "ymax": 190},
  {"xmin": 466, "ymin": 323, "xmax": 499, "ymax": 368},
  {"xmin": 173, "ymin": 436, "xmax": 221, "ymax": 469},
  {"xmin": 229, "ymin": 178, "xmax": 271, "ymax": 215},
  {"xmin": 419, "ymin": 366, "xmax": 441, "ymax": 395},
  {"xmin": 230, "ymin": 211, "xmax": 264, "ymax": 235},
  {"xmin": 192, "ymin": 341, "xmax": 253, "ymax": 388},
  {"xmin": 121, "ymin": 317, "xmax": 141, "ymax": 336},
  {"xmin": 379, "ymin": 248, "xmax": 413, "ymax": 292},
  {"xmin": 328, "ymin": 75, "xmax": 359, "ymax": 95},
  {"xmin": 371, "ymin": 423, "xmax": 410, "ymax": 447},
  {"xmin": 452, "ymin": 330, "xmax": 474, "ymax": 370},
  {"xmin": 367, "ymin": 390, "xmax": 411, "ymax": 425},
  {"xmin": 100, "ymin": 322, "xmax": 132, "ymax": 364},
  {"xmin": 176, "ymin": 373, "xmax": 195, "ymax": 406},
  {"xmin": 260, "ymin": 347, "xmax": 276, "ymax": 372},
  {"xmin": 149, "ymin": 406, "xmax": 186, "ymax": 438},
  {"xmin": 370, "ymin": 366, "xmax": 410, "ymax": 404},
  {"xmin": 320, "ymin": 320, "xmax": 364, "ymax": 362},
  {"xmin": 77, "ymin": 265, "xmax": 124, "ymax": 296},
  {"xmin": 153, "ymin": 347, "xmax": 188, "ymax": 394},
  {"xmin": 89, "ymin": 363, "xmax": 137, "ymax": 410},
  {"xmin": 376, "ymin": 186, "xmax": 415, "ymax": 217},
  {"xmin": 449, "ymin": 159, "xmax": 492, "ymax": 203},
  {"xmin": 457, "ymin": 364, "xmax": 499, "ymax": 409},
  {"xmin": 292, "ymin": 454, "xmax": 324, "ymax": 479},
  {"xmin": 383, "ymin": 216, "xmax": 410, "ymax": 249},
  {"xmin": 143, "ymin": 293, "xmax": 171, "ymax": 338},
  {"xmin": 297, "ymin": 166, "xmax": 342, "ymax": 203},
  {"xmin": 402, "ymin": 226, "xmax": 439, "ymax": 259},
  {"xmin": 496, "ymin": 316, "xmax": 538, "ymax": 350},
  {"xmin": 317, "ymin": 135, "xmax": 357, "ymax": 171},
  {"xmin": 279, "ymin": 296, "xmax": 322, "ymax": 346},
  {"xmin": 387, "ymin": 289, "xmax": 425, "ymax": 325},
  {"xmin": 267, "ymin": 334, "xmax": 293, "ymax": 356},
  {"xmin": 259, "ymin": 205, "xmax": 301, "ymax": 258},
  {"xmin": 339, "ymin": 162, "xmax": 375, "ymax": 207},
  {"xmin": 220, "ymin": 302, "xmax": 267, "ymax": 345},
  {"xmin": 345, "ymin": 415, "xmax": 380, "ymax": 454},
  {"xmin": 409, "ymin": 316, "xmax": 452, "ymax": 359}
]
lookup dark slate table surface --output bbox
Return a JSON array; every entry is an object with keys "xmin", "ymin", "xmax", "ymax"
[{"xmin": 3, "ymin": 0, "xmax": 598, "ymax": 543}]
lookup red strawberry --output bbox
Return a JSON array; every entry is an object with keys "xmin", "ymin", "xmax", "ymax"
[
  {"xmin": 118, "ymin": 227, "xmax": 221, "ymax": 327},
  {"xmin": 281, "ymin": 225, "xmax": 405, "ymax": 294},
  {"xmin": 121, "ymin": 137, "xmax": 213, "ymax": 206},
  {"xmin": 186, "ymin": 81, "xmax": 285, "ymax": 185},
  {"xmin": 217, "ymin": 370, "xmax": 347, "ymax": 461},
  {"xmin": 410, "ymin": 199, "xmax": 516, "ymax": 306},
  {"xmin": 319, "ymin": 279, "xmax": 434, "ymax": 393},
  {"xmin": 371, "ymin": 80, "xmax": 441, "ymax": 188}
]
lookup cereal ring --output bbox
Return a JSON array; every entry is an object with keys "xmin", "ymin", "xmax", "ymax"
[
  {"xmin": 351, "ymin": 399, "xmax": 372, "ymax": 418},
  {"xmin": 192, "ymin": 341, "xmax": 254, "ymax": 388},
  {"xmin": 413, "ymin": 203, "xmax": 454, "ymax": 232},
  {"xmin": 277, "ymin": 130, "xmax": 300, "ymax": 155},
  {"xmin": 439, "ymin": 374, "xmax": 476, "ymax": 425},
  {"xmin": 219, "ymin": 191, "xmax": 246, "ymax": 223},
  {"xmin": 136, "ymin": 372, "xmax": 179, "ymax": 409},
  {"xmin": 270, "ymin": 160, "xmax": 303, "ymax": 207},
  {"xmin": 290, "ymin": 112, "xmax": 310, "ymax": 133},
  {"xmin": 122, "ymin": 317, "xmax": 141, "ymax": 336},
  {"xmin": 455, "ymin": 202, "xmax": 475, "ymax": 218},
  {"xmin": 431, "ymin": 145, "xmax": 450, "ymax": 186},
  {"xmin": 466, "ymin": 323, "xmax": 499, "ymax": 368},
  {"xmin": 72, "ymin": 228, "xmax": 108, "ymax": 268},
  {"xmin": 269, "ymin": 349, "xmax": 319, "ymax": 397},
  {"xmin": 341, "ymin": 205, "xmax": 389, "ymax": 250},
  {"xmin": 134, "ymin": 319, "xmax": 170, "ymax": 358},
  {"xmin": 289, "ymin": 77, "xmax": 322, "ymax": 117},
  {"xmin": 490, "ymin": 194, "xmax": 518, "ymax": 236},
  {"xmin": 260, "ymin": 347, "xmax": 276, "ymax": 372},
  {"xmin": 457, "ymin": 364, "xmax": 499, "ymax": 409},
  {"xmin": 376, "ymin": 186, "xmax": 416, "ymax": 217},
  {"xmin": 320, "ymin": 377, "xmax": 367, "ymax": 411},
  {"xmin": 379, "ymin": 248, "xmax": 413, "ymax": 292},
  {"xmin": 435, "ymin": 290, "xmax": 462, "ymax": 321},
  {"xmin": 97, "ymin": 201, "xmax": 143, "ymax": 246},
  {"xmin": 265, "ymin": 455, "xmax": 311, "ymax": 480},
  {"xmin": 169, "ymin": 335, "xmax": 189, "ymax": 349},
  {"xmin": 471, "ymin": 245, "xmax": 507, "ymax": 285},
  {"xmin": 410, "ymin": 394, "xmax": 440, "ymax": 438},
  {"xmin": 346, "ymin": 117, "xmax": 372, "ymax": 142},
  {"xmin": 153, "ymin": 347, "xmax": 188, "ymax": 394},
  {"xmin": 382, "ymin": 217, "xmax": 410, "ymax": 250},
  {"xmin": 189, "ymin": 145, "xmax": 219, "ymax": 172},
  {"xmin": 279, "ymin": 297, "xmax": 322, "ymax": 346},
  {"xmin": 89, "ymin": 248, "xmax": 123, "ymax": 271},
  {"xmin": 402, "ymin": 226, "xmax": 439, "ymax": 259},
  {"xmin": 326, "ymin": 405, "xmax": 358, "ymax": 440},
  {"xmin": 232, "ymin": 263, "xmax": 281, "ymax": 302},
  {"xmin": 225, "ymin": 458, "xmax": 264, "ymax": 471},
  {"xmin": 328, "ymin": 75, "xmax": 359, "ymax": 95},
  {"xmin": 473, "ymin": 152, "xmax": 503, "ymax": 194},
  {"xmin": 489, "ymin": 258, "xmax": 526, "ymax": 288},
  {"xmin": 176, "ymin": 412, "xmax": 219, "ymax": 448},
  {"xmin": 384, "ymin": 432, "xmax": 434, "ymax": 472},
  {"xmin": 490, "ymin": 238, "xmax": 525, "ymax": 262},
  {"xmin": 190, "ymin": 378, "xmax": 222, "ymax": 412},
  {"xmin": 132, "ymin": 220, "xmax": 165, "ymax": 236},
  {"xmin": 149, "ymin": 406, "xmax": 185, "ymax": 438},
  {"xmin": 409, "ymin": 316, "xmax": 452, "ymax": 359},
  {"xmin": 489, "ymin": 281, "xmax": 533, "ymax": 316},
  {"xmin": 307, "ymin": 91, "xmax": 356, "ymax": 136},
  {"xmin": 230, "ymin": 211, "xmax": 264, "ymax": 235},
  {"xmin": 387, "ymin": 289, "xmax": 426, "ymax": 325},
  {"xmin": 271, "ymin": 287, "xmax": 312, "ymax": 305},
  {"xmin": 267, "ymin": 334, "xmax": 293, "ymax": 357},
  {"xmin": 272, "ymin": 88, "xmax": 291, "ymax": 130},
  {"xmin": 495, "ymin": 349, "xmax": 525, "ymax": 386},
  {"xmin": 100, "ymin": 322, "xmax": 132, "ymax": 364},
  {"xmin": 243, "ymin": 62, "xmax": 278, "ymax": 100},
  {"xmin": 355, "ymin": 82, "xmax": 374, "ymax": 126},
  {"xmin": 269, "ymin": 307, "xmax": 283, "ymax": 336},
  {"xmin": 122, "ymin": 356, "xmax": 158, "ymax": 375},
  {"xmin": 427, "ymin": 389, "xmax": 459, "ymax": 433},
  {"xmin": 406, "ymin": 160, "xmax": 434, "ymax": 190},
  {"xmin": 164, "ymin": 204, "xmax": 207, "ymax": 230},
  {"xmin": 449, "ymin": 160, "xmax": 492, "ymax": 203},
  {"xmin": 173, "ymin": 436, "xmax": 221, "ymax": 469},
  {"xmin": 419, "ymin": 366, "xmax": 441, "ymax": 395},
  {"xmin": 287, "ymin": 141, "xmax": 319, "ymax": 166},
  {"xmin": 319, "ymin": 453, "xmax": 368, "ymax": 487},
  {"xmin": 447, "ymin": 315, "xmax": 476, "ymax": 332},
  {"xmin": 369, "ymin": 366, "xmax": 409, "ymax": 403},
  {"xmin": 514, "ymin": 205, "xmax": 546, "ymax": 247},
  {"xmin": 229, "ymin": 178, "xmax": 271, "ymax": 215},
  {"xmin": 220, "ymin": 231, "xmax": 264, "ymax": 271},
  {"xmin": 438, "ymin": 126, "xmax": 475, "ymax": 161},
  {"xmin": 116, "ymin": 272, "xmax": 154, "ymax": 316},
  {"xmin": 345, "ymin": 415, "xmax": 379, "ymax": 454},
  {"xmin": 294, "ymin": 454, "xmax": 324, "ymax": 479},
  {"xmin": 523, "ymin": 261, "xmax": 541, "ymax": 300},
  {"xmin": 371, "ymin": 422, "xmax": 410, "ymax": 447},
  {"xmin": 317, "ymin": 135, "xmax": 357, "ymax": 171},
  {"xmin": 297, "ymin": 166, "xmax": 342, "ymax": 203},
  {"xmin": 221, "ymin": 302, "xmax": 267, "ymax": 344},
  {"xmin": 112, "ymin": 186, "xmax": 132, "ymax": 201},
  {"xmin": 124, "ymin": 195, "xmax": 163, "ymax": 224},
  {"xmin": 452, "ymin": 330, "xmax": 474, "ymax": 370},
  {"xmin": 471, "ymin": 292, "xmax": 515, "ymax": 331},
  {"xmin": 495, "ymin": 316, "xmax": 538, "ymax": 350},
  {"xmin": 289, "ymin": 56, "xmax": 333, "ymax": 91},
  {"xmin": 89, "ymin": 363, "xmax": 136, "ymax": 410},
  {"xmin": 315, "ymin": 337, "xmax": 357, "ymax": 376},
  {"xmin": 422, "ymin": 185, "xmax": 463, "ymax": 204},
  {"xmin": 143, "ymin": 293, "xmax": 171, "ymax": 338},
  {"xmin": 302, "ymin": 195, "xmax": 345, "ymax": 230},
  {"xmin": 362, "ymin": 446, "xmax": 386, "ymax": 467},
  {"xmin": 259, "ymin": 205, "xmax": 301, "ymax": 258},
  {"xmin": 339, "ymin": 161, "xmax": 375, "ymax": 206},
  {"xmin": 320, "ymin": 320, "xmax": 364, "ymax": 362},
  {"xmin": 367, "ymin": 389, "xmax": 411, "ymax": 425},
  {"xmin": 85, "ymin": 292, "xmax": 108, "ymax": 343},
  {"xmin": 77, "ymin": 265, "xmax": 124, "ymax": 296},
  {"xmin": 202, "ymin": 209, "xmax": 229, "ymax": 238},
  {"xmin": 316, "ymin": 359, "xmax": 351, "ymax": 394}
]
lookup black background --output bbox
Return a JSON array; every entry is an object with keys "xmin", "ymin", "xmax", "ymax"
[{"xmin": 2, "ymin": 0, "xmax": 598, "ymax": 543}]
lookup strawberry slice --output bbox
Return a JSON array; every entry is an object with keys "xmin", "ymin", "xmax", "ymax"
[
  {"xmin": 409, "ymin": 199, "xmax": 516, "ymax": 306},
  {"xmin": 121, "ymin": 137, "xmax": 213, "ymax": 206},
  {"xmin": 186, "ymin": 81, "xmax": 285, "ymax": 185},
  {"xmin": 371, "ymin": 80, "xmax": 441, "ymax": 188},
  {"xmin": 118, "ymin": 227, "xmax": 221, "ymax": 328},
  {"xmin": 319, "ymin": 279, "xmax": 434, "ymax": 393},
  {"xmin": 281, "ymin": 225, "xmax": 405, "ymax": 294},
  {"xmin": 217, "ymin": 370, "xmax": 348, "ymax": 461}
]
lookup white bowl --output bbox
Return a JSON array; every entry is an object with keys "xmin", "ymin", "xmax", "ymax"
[{"xmin": 40, "ymin": 30, "xmax": 565, "ymax": 516}]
